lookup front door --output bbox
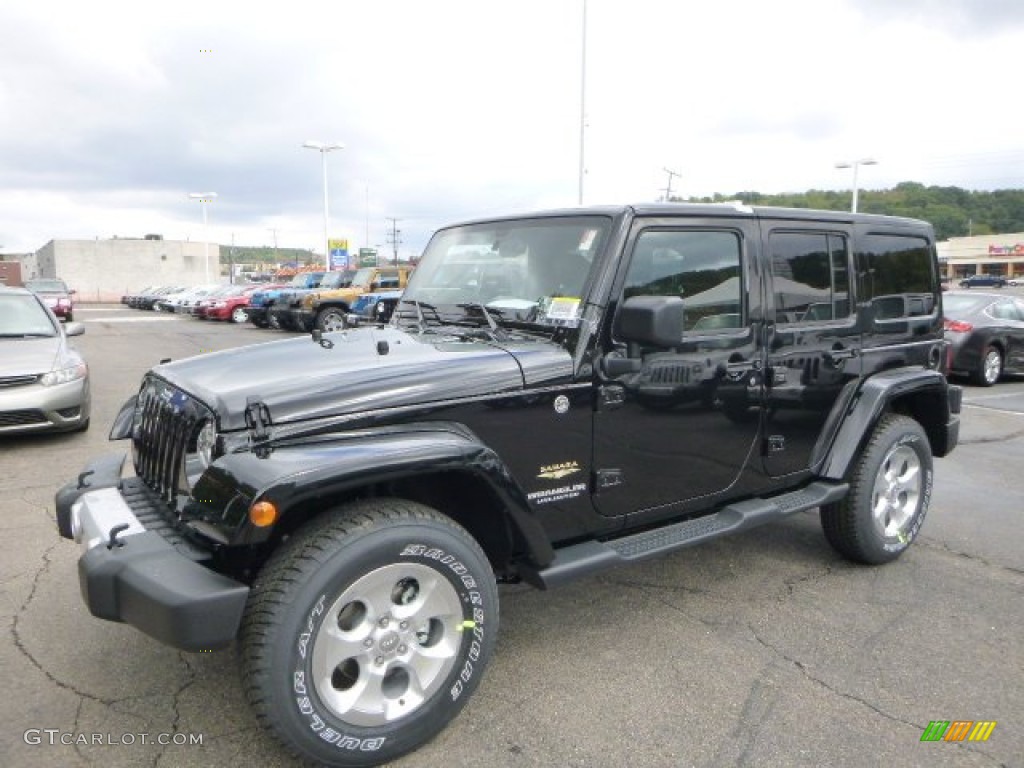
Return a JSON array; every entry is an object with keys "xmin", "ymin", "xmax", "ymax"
[{"xmin": 592, "ymin": 217, "xmax": 765, "ymax": 519}]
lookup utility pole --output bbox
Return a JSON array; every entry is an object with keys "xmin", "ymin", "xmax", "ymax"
[
  {"xmin": 385, "ymin": 217, "xmax": 402, "ymax": 266},
  {"xmin": 661, "ymin": 168, "xmax": 681, "ymax": 202}
]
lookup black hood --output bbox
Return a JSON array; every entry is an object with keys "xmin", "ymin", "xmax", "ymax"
[{"xmin": 155, "ymin": 326, "xmax": 573, "ymax": 431}]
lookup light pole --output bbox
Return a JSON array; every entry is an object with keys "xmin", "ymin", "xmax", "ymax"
[
  {"xmin": 188, "ymin": 192, "xmax": 217, "ymax": 282},
  {"xmin": 835, "ymin": 158, "xmax": 878, "ymax": 213},
  {"xmin": 577, "ymin": 0, "xmax": 588, "ymax": 205},
  {"xmin": 302, "ymin": 140, "xmax": 345, "ymax": 271}
]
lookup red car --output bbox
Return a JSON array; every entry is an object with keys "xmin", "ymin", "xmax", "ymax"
[
  {"xmin": 198, "ymin": 284, "xmax": 271, "ymax": 323},
  {"xmin": 24, "ymin": 278, "xmax": 75, "ymax": 321}
]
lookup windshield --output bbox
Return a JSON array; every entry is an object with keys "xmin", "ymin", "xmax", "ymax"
[
  {"xmin": 321, "ymin": 270, "xmax": 355, "ymax": 289},
  {"xmin": 0, "ymin": 293, "xmax": 58, "ymax": 336},
  {"xmin": 25, "ymin": 279, "xmax": 68, "ymax": 293},
  {"xmin": 399, "ymin": 216, "xmax": 610, "ymax": 327},
  {"xmin": 289, "ymin": 272, "xmax": 323, "ymax": 287},
  {"xmin": 350, "ymin": 268, "xmax": 378, "ymax": 289}
]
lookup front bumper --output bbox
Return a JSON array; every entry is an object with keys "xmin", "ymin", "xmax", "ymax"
[
  {"xmin": 247, "ymin": 306, "xmax": 269, "ymax": 325},
  {"xmin": 55, "ymin": 454, "xmax": 249, "ymax": 651},
  {"xmin": 0, "ymin": 375, "xmax": 90, "ymax": 434},
  {"xmin": 289, "ymin": 308, "xmax": 315, "ymax": 331},
  {"xmin": 267, "ymin": 305, "xmax": 297, "ymax": 329}
]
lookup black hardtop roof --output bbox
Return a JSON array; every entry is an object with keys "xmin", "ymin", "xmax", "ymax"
[{"xmin": 443, "ymin": 202, "xmax": 931, "ymax": 231}]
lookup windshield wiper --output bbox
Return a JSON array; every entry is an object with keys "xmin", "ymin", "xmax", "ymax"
[
  {"xmin": 0, "ymin": 332, "xmax": 55, "ymax": 338},
  {"xmin": 399, "ymin": 299, "xmax": 441, "ymax": 332},
  {"xmin": 456, "ymin": 303, "xmax": 509, "ymax": 340}
]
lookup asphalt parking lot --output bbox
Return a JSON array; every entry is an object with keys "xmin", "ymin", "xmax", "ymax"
[{"xmin": 2, "ymin": 305, "xmax": 1022, "ymax": 768}]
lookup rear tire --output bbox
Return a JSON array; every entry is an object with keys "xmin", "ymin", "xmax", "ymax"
[
  {"xmin": 240, "ymin": 499, "xmax": 498, "ymax": 767},
  {"xmin": 972, "ymin": 345, "xmax": 1002, "ymax": 387},
  {"xmin": 820, "ymin": 414, "xmax": 932, "ymax": 565}
]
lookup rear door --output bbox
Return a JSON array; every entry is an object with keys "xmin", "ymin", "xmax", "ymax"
[{"xmin": 761, "ymin": 220, "xmax": 860, "ymax": 478}]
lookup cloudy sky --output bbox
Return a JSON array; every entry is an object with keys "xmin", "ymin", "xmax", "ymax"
[{"xmin": 1, "ymin": 0, "xmax": 1021, "ymax": 258}]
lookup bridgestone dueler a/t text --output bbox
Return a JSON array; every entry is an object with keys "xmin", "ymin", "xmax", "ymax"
[
  {"xmin": 820, "ymin": 414, "xmax": 933, "ymax": 565},
  {"xmin": 239, "ymin": 499, "xmax": 498, "ymax": 768}
]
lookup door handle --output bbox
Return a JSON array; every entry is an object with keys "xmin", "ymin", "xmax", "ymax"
[
  {"xmin": 825, "ymin": 347, "xmax": 856, "ymax": 364},
  {"xmin": 722, "ymin": 358, "xmax": 762, "ymax": 374}
]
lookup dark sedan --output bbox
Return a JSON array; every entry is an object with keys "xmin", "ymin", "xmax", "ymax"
[
  {"xmin": 943, "ymin": 291, "xmax": 1024, "ymax": 386},
  {"xmin": 958, "ymin": 274, "xmax": 1007, "ymax": 289}
]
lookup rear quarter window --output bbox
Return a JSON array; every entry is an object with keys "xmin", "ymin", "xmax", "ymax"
[{"xmin": 856, "ymin": 233, "xmax": 937, "ymax": 318}]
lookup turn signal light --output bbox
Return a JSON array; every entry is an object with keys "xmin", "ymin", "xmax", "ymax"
[
  {"xmin": 249, "ymin": 500, "xmax": 278, "ymax": 527},
  {"xmin": 943, "ymin": 319, "xmax": 973, "ymax": 333}
]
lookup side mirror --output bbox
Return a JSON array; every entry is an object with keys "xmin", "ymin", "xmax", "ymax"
[
  {"xmin": 615, "ymin": 296, "xmax": 685, "ymax": 347},
  {"xmin": 64, "ymin": 322, "xmax": 85, "ymax": 337}
]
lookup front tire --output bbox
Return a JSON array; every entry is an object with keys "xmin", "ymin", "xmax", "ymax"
[
  {"xmin": 240, "ymin": 499, "xmax": 498, "ymax": 767},
  {"xmin": 317, "ymin": 307, "xmax": 349, "ymax": 332},
  {"xmin": 231, "ymin": 306, "xmax": 249, "ymax": 324},
  {"xmin": 820, "ymin": 414, "xmax": 932, "ymax": 565}
]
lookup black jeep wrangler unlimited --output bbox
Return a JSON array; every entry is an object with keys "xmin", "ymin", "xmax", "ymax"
[{"xmin": 56, "ymin": 204, "xmax": 960, "ymax": 767}]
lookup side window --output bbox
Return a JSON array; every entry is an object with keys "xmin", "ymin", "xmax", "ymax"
[
  {"xmin": 856, "ymin": 234, "xmax": 936, "ymax": 319},
  {"xmin": 623, "ymin": 230, "xmax": 742, "ymax": 332},
  {"xmin": 769, "ymin": 232, "xmax": 851, "ymax": 324}
]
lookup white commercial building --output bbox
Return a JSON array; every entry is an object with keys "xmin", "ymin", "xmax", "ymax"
[
  {"xmin": 937, "ymin": 232, "xmax": 1024, "ymax": 280},
  {"xmin": 22, "ymin": 237, "xmax": 221, "ymax": 302}
]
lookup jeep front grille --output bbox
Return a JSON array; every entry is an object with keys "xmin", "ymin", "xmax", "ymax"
[{"xmin": 133, "ymin": 379, "xmax": 205, "ymax": 504}]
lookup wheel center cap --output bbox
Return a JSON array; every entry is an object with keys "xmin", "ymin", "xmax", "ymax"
[{"xmin": 378, "ymin": 631, "xmax": 400, "ymax": 654}]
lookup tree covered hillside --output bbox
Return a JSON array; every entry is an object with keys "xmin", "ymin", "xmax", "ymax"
[{"xmin": 681, "ymin": 182, "xmax": 1024, "ymax": 241}]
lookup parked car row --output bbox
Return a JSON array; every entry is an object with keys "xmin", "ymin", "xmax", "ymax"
[
  {"xmin": 248, "ymin": 266, "xmax": 412, "ymax": 331},
  {"xmin": 119, "ymin": 268, "xmax": 412, "ymax": 331}
]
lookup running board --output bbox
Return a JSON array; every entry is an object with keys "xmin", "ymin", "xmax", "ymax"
[{"xmin": 523, "ymin": 481, "xmax": 848, "ymax": 589}]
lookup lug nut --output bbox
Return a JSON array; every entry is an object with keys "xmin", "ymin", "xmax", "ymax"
[
  {"xmin": 397, "ymin": 644, "xmax": 407, "ymax": 654},
  {"xmin": 378, "ymin": 616, "xmax": 389, "ymax": 628},
  {"xmin": 363, "ymin": 638, "xmax": 373, "ymax": 648},
  {"xmin": 399, "ymin": 621, "xmax": 408, "ymax": 630},
  {"xmin": 375, "ymin": 656, "xmax": 384, "ymax": 665}
]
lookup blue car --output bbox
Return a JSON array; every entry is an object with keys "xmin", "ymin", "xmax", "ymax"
[
  {"xmin": 345, "ymin": 289, "xmax": 403, "ymax": 327},
  {"xmin": 247, "ymin": 272, "xmax": 324, "ymax": 328}
]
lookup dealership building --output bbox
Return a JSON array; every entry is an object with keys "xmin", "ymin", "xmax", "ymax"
[
  {"xmin": 937, "ymin": 232, "xmax": 1024, "ymax": 280},
  {"xmin": 14, "ymin": 237, "xmax": 220, "ymax": 302}
]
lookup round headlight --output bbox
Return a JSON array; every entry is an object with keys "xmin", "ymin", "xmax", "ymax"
[{"xmin": 196, "ymin": 421, "xmax": 217, "ymax": 469}]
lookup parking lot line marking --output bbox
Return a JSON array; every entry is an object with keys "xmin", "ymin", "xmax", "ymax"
[
  {"xmin": 82, "ymin": 316, "xmax": 177, "ymax": 323},
  {"xmin": 962, "ymin": 391, "xmax": 1024, "ymax": 401}
]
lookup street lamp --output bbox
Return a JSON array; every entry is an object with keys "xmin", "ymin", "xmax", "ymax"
[
  {"xmin": 834, "ymin": 158, "xmax": 878, "ymax": 214},
  {"xmin": 188, "ymin": 192, "xmax": 218, "ymax": 282},
  {"xmin": 302, "ymin": 140, "xmax": 345, "ymax": 271}
]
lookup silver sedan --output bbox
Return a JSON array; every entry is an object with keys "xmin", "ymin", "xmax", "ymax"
[{"xmin": 0, "ymin": 286, "xmax": 91, "ymax": 434}]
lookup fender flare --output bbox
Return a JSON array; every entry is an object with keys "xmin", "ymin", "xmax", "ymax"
[
  {"xmin": 191, "ymin": 423, "xmax": 554, "ymax": 566},
  {"xmin": 817, "ymin": 368, "xmax": 953, "ymax": 481}
]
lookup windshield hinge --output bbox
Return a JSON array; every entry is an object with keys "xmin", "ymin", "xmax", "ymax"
[{"xmin": 244, "ymin": 398, "xmax": 273, "ymax": 457}]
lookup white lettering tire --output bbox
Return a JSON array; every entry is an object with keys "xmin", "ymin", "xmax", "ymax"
[
  {"xmin": 240, "ymin": 499, "xmax": 498, "ymax": 767},
  {"xmin": 820, "ymin": 414, "xmax": 933, "ymax": 564}
]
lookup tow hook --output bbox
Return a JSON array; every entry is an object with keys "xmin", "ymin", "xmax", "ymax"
[{"xmin": 107, "ymin": 523, "xmax": 130, "ymax": 549}]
